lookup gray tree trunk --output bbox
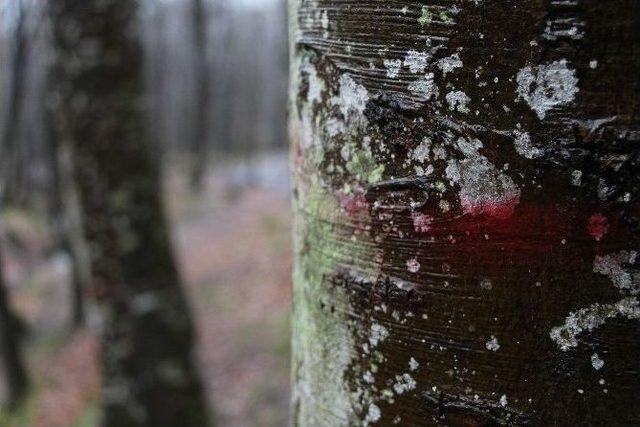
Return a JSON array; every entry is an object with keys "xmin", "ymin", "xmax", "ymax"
[
  {"xmin": 1, "ymin": 0, "xmax": 28, "ymax": 206},
  {"xmin": 289, "ymin": 1, "xmax": 640, "ymax": 425},
  {"xmin": 47, "ymin": 123, "xmax": 89, "ymax": 329},
  {"xmin": 189, "ymin": 0, "xmax": 211, "ymax": 192},
  {"xmin": 49, "ymin": 1, "xmax": 211, "ymax": 426},
  {"xmin": 0, "ymin": 245, "xmax": 28, "ymax": 408}
]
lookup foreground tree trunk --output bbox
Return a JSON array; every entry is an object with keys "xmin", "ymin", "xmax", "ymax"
[
  {"xmin": 0, "ymin": 246, "xmax": 28, "ymax": 408},
  {"xmin": 49, "ymin": 1, "xmax": 210, "ymax": 426},
  {"xmin": 289, "ymin": 1, "xmax": 639, "ymax": 425}
]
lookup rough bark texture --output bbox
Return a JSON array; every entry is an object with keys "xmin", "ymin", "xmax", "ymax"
[
  {"xmin": 289, "ymin": 1, "xmax": 639, "ymax": 425},
  {"xmin": 49, "ymin": 1, "xmax": 210, "ymax": 426}
]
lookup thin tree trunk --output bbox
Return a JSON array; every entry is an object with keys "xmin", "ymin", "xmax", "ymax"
[
  {"xmin": 1, "ymin": 0, "xmax": 28, "ymax": 207},
  {"xmin": 290, "ymin": 1, "xmax": 640, "ymax": 425},
  {"xmin": 0, "ymin": 246, "xmax": 29, "ymax": 408},
  {"xmin": 49, "ymin": 1, "xmax": 211, "ymax": 426},
  {"xmin": 189, "ymin": 0, "xmax": 211, "ymax": 191},
  {"xmin": 47, "ymin": 127, "xmax": 88, "ymax": 329}
]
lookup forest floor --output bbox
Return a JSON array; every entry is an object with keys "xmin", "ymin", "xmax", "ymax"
[{"xmin": 0, "ymin": 152, "xmax": 292, "ymax": 427}]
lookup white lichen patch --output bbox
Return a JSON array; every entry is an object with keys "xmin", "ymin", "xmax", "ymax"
[
  {"xmin": 365, "ymin": 403, "xmax": 381, "ymax": 424},
  {"xmin": 591, "ymin": 353, "xmax": 604, "ymax": 371},
  {"xmin": 485, "ymin": 335, "xmax": 500, "ymax": 352},
  {"xmin": 512, "ymin": 131, "xmax": 543, "ymax": 159},
  {"xmin": 301, "ymin": 59, "xmax": 325, "ymax": 105},
  {"xmin": 445, "ymin": 138, "xmax": 521, "ymax": 218},
  {"xmin": 369, "ymin": 323, "xmax": 390, "ymax": 348},
  {"xmin": 549, "ymin": 297, "xmax": 640, "ymax": 351},
  {"xmin": 499, "ymin": 394, "xmax": 508, "ymax": 407},
  {"xmin": 411, "ymin": 138, "xmax": 431, "ymax": 163},
  {"xmin": 593, "ymin": 251, "xmax": 639, "ymax": 294},
  {"xmin": 516, "ymin": 59, "xmax": 579, "ymax": 119},
  {"xmin": 404, "ymin": 50, "xmax": 430, "ymax": 74},
  {"xmin": 320, "ymin": 10, "xmax": 329, "ymax": 30},
  {"xmin": 409, "ymin": 357, "xmax": 420, "ymax": 371},
  {"xmin": 437, "ymin": 53, "xmax": 463, "ymax": 76},
  {"xmin": 384, "ymin": 59, "xmax": 402, "ymax": 78},
  {"xmin": 445, "ymin": 90, "xmax": 471, "ymax": 113},
  {"xmin": 406, "ymin": 258, "xmax": 421, "ymax": 273},
  {"xmin": 408, "ymin": 73, "xmax": 439, "ymax": 100},
  {"xmin": 393, "ymin": 373, "xmax": 417, "ymax": 395},
  {"xmin": 571, "ymin": 170, "xmax": 582, "ymax": 186},
  {"xmin": 363, "ymin": 371, "xmax": 375, "ymax": 384},
  {"xmin": 333, "ymin": 74, "xmax": 370, "ymax": 121}
]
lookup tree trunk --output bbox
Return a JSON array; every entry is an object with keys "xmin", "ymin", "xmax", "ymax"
[
  {"xmin": 0, "ymin": 246, "xmax": 29, "ymax": 408},
  {"xmin": 289, "ymin": 1, "xmax": 639, "ymax": 425},
  {"xmin": 1, "ymin": 0, "xmax": 28, "ymax": 207},
  {"xmin": 47, "ymin": 123, "xmax": 88, "ymax": 329},
  {"xmin": 49, "ymin": 1, "xmax": 211, "ymax": 426},
  {"xmin": 189, "ymin": 0, "xmax": 211, "ymax": 191}
]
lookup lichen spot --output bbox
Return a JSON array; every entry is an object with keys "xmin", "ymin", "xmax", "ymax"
[
  {"xmin": 499, "ymin": 395, "xmax": 508, "ymax": 407},
  {"xmin": 418, "ymin": 6, "xmax": 432, "ymax": 26},
  {"xmin": 393, "ymin": 373, "xmax": 417, "ymax": 395},
  {"xmin": 591, "ymin": 353, "xmax": 604, "ymax": 371},
  {"xmin": 445, "ymin": 90, "xmax": 471, "ymax": 113},
  {"xmin": 485, "ymin": 335, "xmax": 500, "ymax": 351},
  {"xmin": 516, "ymin": 59, "xmax": 579, "ymax": 119},
  {"xmin": 365, "ymin": 403, "xmax": 381, "ymax": 424},
  {"xmin": 411, "ymin": 212, "xmax": 432, "ymax": 233},
  {"xmin": 406, "ymin": 258, "xmax": 421, "ymax": 273},
  {"xmin": 409, "ymin": 357, "xmax": 420, "ymax": 371}
]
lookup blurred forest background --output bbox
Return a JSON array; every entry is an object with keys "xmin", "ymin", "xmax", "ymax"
[{"xmin": 0, "ymin": 0, "xmax": 291, "ymax": 426}]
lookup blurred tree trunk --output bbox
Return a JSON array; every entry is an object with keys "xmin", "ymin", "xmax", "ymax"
[
  {"xmin": 47, "ymin": 125, "xmax": 88, "ymax": 329},
  {"xmin": 290, "ymin": 1, "xmax": 639, "ymax": 425},
  {"xmin": 189, "ymin": 0, "xmax": 211, "ymax": 192},
  {"xmin": 1, "ymin": 0, "xmax": 28, "ymax": 207},
  {"xmin": 49, "ymin": 1, "xmax": 211, "ymax": 426},
  {"xmin": 0, "ymin": 246, "xmax": 28, "ymax": 408}
]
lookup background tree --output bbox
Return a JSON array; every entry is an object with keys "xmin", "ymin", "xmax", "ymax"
[
  {"xmin": 290, "ymin": 0, "xmax": 640, "ymax": 425},
  {"xmin": 0, "ymin": 246, "xmax": 29, "ymax": 408},
  {"xmin": 189, "ymin": 0, "xmax": 211, "ymax": 191},
  {"xmin": 49, "ymin": 1, "xmax": 211, "ymax": 425},
  {"xmin": 1, "ymin": 0, "xmax": 28, "ymax": 207}
]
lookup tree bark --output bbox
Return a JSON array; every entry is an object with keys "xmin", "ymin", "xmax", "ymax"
[
  {"xmin": 1, "ymin": 0, "xmax": 28, "ymax": 207},
  {"xmin": 49, "ymin": 1, "xmax": 211, "ymax": 426},
  {"xmin": 189, "ymin": 0, "xmax": 212, "ymax": 192},
  {"xmin": 47, "ymin": 122, "xmax": 88, "ymax": 329},
  {"xmin": 0, "ymin": 246, "xmax": 29, "ymax": 408},
  {"xmin": 289, "ymin": 1, "xmax": 640, "ymax": 425}
]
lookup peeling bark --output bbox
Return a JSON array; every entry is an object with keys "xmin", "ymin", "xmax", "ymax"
[{"xmin": 289, "ymin": 1, "xmax": 640, "ymax": 425}]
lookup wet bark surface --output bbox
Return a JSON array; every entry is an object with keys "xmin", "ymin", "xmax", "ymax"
[
  {"xmin": 289, "ymin": 1, "xmax": 639, "ymax": 425},
  {"xmin": 49, "ymin": 1, "xmax": 210, "ymax": 426}
]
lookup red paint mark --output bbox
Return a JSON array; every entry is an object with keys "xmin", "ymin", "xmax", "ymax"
[
  {"xmin": 338, "ymin": 191, "xmax": 368, "ymax": 216},
  {"xmin": 460, "ymin": 195, "xmax": 520, "ymax": 220},
  {"xmin": 587, "ymin": 214, "xmax": 609, "ymax": 241},
  {"xmin": 412, "ymin": 213, "xmax": 433, "ymax": 233}
]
